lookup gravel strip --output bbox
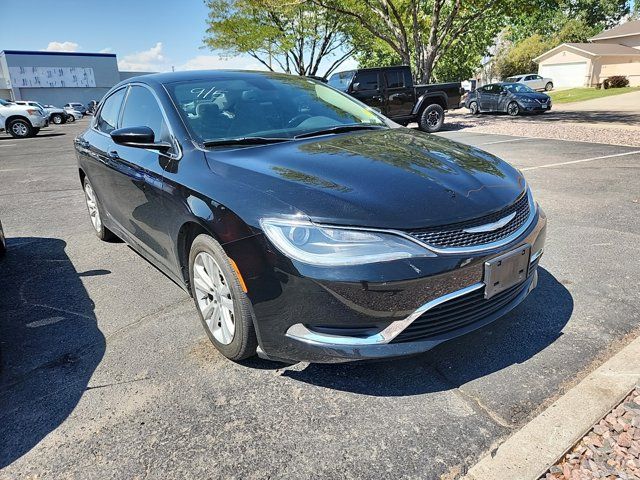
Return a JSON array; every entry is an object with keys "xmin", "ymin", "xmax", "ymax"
[
  {"xmin": 438, "ymin": 112, "xmax": 640, "ymax": 147},
  {"xmin": 541, "ymin": 387, "xmax": 640, "ymax": 480}
]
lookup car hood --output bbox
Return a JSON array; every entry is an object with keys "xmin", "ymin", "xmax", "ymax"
[
  {"xmin": 204, "ymin": 128, "xmax": 526, "ymax": 229},
  {"xmin": 514, "ymin": 92, "xmax": 550, "ymax": 101}
]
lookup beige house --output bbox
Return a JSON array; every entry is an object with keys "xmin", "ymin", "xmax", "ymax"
[{"xmin": 534, "ymin": 20, "xmax": 640, "ymax": 88}]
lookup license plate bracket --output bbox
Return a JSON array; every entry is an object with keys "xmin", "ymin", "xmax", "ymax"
[{"xmin": 484, "ymin": 245, "xmax": 531, "ymax": 299}]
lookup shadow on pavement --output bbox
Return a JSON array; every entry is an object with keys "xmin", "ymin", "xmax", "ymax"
[
  {"xmin": 0, "ymin": 237, "xmax": 105, "ymax": 468},
  {"xmin": 283, "ymin": 268, "xmax": 573, "ymax": 396}
]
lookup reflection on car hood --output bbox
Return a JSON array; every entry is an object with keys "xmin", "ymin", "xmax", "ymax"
[{"xmin": 204, "ymin": 128, "xmax": 526, "ymax": 229}]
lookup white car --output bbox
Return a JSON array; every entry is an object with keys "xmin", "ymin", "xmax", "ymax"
[
  {"xmin": 15, "ymin": 100, "xmax": 68, "ymax": 125},
  {"xmin": 64, "ymin": 102, "xmax": 86, "ymax": 114},
  {"xmin": 505, "ymin": 74, "xmax": 553, "ymax": 92},
  {"xmin": 0, "ymin": 98, "xmax": 48, "ymax": 138},
  {"xmin": 63, "ymin": 107, "xmax": 83, "ymax": 122}
]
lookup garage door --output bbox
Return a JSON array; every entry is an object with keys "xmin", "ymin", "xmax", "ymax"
[{"xmin": 539, "ymin": 62, "xmax": 588, "ymax": 88}]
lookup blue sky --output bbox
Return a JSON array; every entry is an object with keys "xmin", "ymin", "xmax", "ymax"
[{"xmin": 0, "ymin": 0, "xmax": 356, "ymax": 72}]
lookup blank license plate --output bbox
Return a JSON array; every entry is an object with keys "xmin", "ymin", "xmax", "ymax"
[{"xmin": 483, "ymin": 245, "xmax": 531, "ymax": 299}]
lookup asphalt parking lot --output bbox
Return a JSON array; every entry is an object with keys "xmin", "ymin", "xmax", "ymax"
[{"xmin": 1, "ymin": 120, "xmax": 639, "ymax": 479}]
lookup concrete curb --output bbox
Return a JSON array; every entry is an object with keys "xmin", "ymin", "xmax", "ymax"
[{"xmin": 463, "ymin": 335, "xmax": 640, "ymax": 480}]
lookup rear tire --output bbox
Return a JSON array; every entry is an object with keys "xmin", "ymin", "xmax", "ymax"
[
  {"xmin": 51, "ymin": 113, "xmax": 64, "ymax": 124},
  {"xmin": 67, "ymin": 114, "xmax": 75, "ymax": 123},
  {"xmin": 418, "ymin": 104, "xmax": 445, "ymax": 133},
  {"xmin": 545, "ymin": 82, "xmax": 553, "ymax": 91},
  {"xmin": 189, "ymin": 234, "xmax": 257, "ymax": 361},
  {"xmin": 7, "ymin": 119, "xmax": 33, "ymax": 138},
  {"xmin": 83, "ymin": 177, "xmax": 117, "ymax": 241},
  {"xmin": 507, "ymin": 101, "xmax": 520, "ymax": 117},
  {"xmin": 469, "ymin": 101, "xmax": 479, "ymax": 115}
]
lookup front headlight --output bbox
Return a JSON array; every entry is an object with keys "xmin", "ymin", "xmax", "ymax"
[{"xmin": 260, "ymin": 218, "xmax": 434, "ymax": 266}]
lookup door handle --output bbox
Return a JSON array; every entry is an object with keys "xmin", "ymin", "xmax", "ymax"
[{"xmin": 107, "ymin": 150, "xmax": 120, "ymax": 160}]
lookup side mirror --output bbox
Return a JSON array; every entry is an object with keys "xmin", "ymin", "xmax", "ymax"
[
  {"xmin": 351, "ymin": 82, "xmax": 360, "ymax": 92},
  {"xmin": 110, "ymin": 126, "xmax": 171, "ymax": 152}
]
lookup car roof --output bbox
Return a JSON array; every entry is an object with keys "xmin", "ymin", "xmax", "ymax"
[{"xmin": 120, "ymin": 69, "xmax": 308, "ymax": 86}]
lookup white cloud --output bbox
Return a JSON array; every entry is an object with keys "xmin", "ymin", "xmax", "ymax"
[
  {"xmin": 118, "ymin": 42, "xmax": 167, "ymax": 71},
  {"xmin": 177, "ymin": 55, "xmax": 268, "ymax": 72},
  {"xmin": 44, "ymin": 41, "xmax": 79, "ymax": 52},
  {"xmin": 99, "ymin": 47, "xmax": 113, "ymax": 54}
]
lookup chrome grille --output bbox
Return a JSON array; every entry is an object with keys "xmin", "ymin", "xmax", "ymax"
[{"xmin": 407, "ymin": 193, "xmax": 530, "ymax": 249}]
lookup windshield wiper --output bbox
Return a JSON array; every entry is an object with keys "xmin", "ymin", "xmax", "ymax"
[
  {"xmin": 294, "ymin": 124, "xmax": 385, "ymax": 139},
  {"xmin": 202, "ymin": 137, "xmax": 291, "ymax": 147}
]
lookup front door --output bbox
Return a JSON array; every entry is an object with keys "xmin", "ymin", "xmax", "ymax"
[
  {"xmin": 106, "ymin": 85, "xmax": 175, "ymax": 266},
  {"xmin": 349, "ymin": 71, "xmax": 386, "ymax": 114}
]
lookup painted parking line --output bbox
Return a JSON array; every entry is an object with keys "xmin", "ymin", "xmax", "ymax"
[
  {"xmin": 0, "ymin": 144, "xmax": 17, "ymax": 147},
  {"xmin": 521, "ymin": 150, "xmax": 640, "ymax": 171},
  {"xmin": 480, "ymin": 137, "xmax": 532, "ymax": 146}
]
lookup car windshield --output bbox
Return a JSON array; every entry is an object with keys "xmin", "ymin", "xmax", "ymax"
[
  {"xmin": 503, "ymin": 83, "xmax": 535, "ymax": 93},
  {"xmin": 165, "ymin": 74, "xmax": 387, "ymax": 146}
]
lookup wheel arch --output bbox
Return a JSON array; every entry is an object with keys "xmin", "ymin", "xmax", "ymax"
[
  {"xmin": 412, "ymin": 93, "xmax": 447, "ymax": 116},
  {"xmin": 5, "ymin": 115, "xmax": 32, "ymax": 127}
]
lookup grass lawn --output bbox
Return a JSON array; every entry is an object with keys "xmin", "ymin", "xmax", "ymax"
[{"xmin": 549, "ymin": 87, "xmax": 640, "ymax": 104}]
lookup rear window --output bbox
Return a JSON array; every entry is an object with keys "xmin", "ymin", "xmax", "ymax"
[{"xmin": 328, "ymin": 71, "xmax": 355, "ymax": 91}]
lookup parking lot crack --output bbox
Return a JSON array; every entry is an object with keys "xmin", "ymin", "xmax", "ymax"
[{"xmin": 455, "ymin": 387, "xmax": 514, "ymax": 430}]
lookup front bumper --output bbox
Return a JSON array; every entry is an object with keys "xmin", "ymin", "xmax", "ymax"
[
  {"xmin": 520, "ymin": 102, "xmax": 551, "ymax": 113},
  {"xmin": 248, "ymin": 208, "xmax": 547, "ymax": 363},
  {"xmin": 30, "ymin": 115, "xmax": 48, "ymax": 128}
]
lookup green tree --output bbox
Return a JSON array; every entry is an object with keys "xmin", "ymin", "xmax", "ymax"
[
  {"xmin": 204, "ymin": 0, "xmax": 354, "ymax": 76},
  {"xmin": 315, "ymin": 0, "xmax": 545, "ymax": 83},
  {"xmin": 494, "ymin": 34, "xmax": 551, "ymax": 79}
]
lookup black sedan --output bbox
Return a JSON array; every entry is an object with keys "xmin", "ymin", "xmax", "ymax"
[
  {"xmin": 465, "ymin": 83, "xmax": 552, "ymax": 116},
  {"xmin": 75, "ymin": 71, "xmax": 546, "ymax": 364}
]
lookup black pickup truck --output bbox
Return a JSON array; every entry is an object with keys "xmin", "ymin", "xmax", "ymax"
[{"xmin": 328, "ymin": 65, "xmax": 463, "ymax": 133}]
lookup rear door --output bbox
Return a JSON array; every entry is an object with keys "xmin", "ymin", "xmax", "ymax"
[
  {"xmin": 478, "ymin": 85, "xmax": 498, "ymax": 111},
  {"xmin": 349, "ymin": 70, "xmax": 386, "ymax": 114},
  {"xmin": 79, "ymin": 87, "xmax": 127, "ymax": 223},
  {"xmin": 106, "ymin": 84, "xmax": 175, "ymax": 265},
  {"xmin": 383, "ymin": 68, "xmax": 414, "ymax": 119}
]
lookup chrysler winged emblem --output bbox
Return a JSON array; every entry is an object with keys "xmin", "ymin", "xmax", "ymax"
[{"xmin": 462, "ymin": 212, "xmax": 516, "ymax": 233}]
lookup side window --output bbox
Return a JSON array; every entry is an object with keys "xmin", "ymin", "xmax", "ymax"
[
  {"xmin": 120, "ymin": 86, "xmax": 169, "ymax": 142},
  {"xmin": 536, "ymin": 75, "xmax": 542, "ymax": 80},
  {"xmin": 353, "ymin": 71, "xmax": 379, "ymax": 91},
  {"xmin": 385, "ymin": 70, "xmax": 406, "ymax": 89},
  {"xmin": 96, "ymin": 88, "xmax": 126, "ymax": 134},
  {"xmin": 525, "ymin": 75, "xmax": 535, "ymax": 81}
]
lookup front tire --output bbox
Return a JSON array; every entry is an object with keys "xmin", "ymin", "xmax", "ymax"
[
  {"xmin": 507, "ymin": 101, "xmax": 520, "ymax": 116},
  {"xmin": 51, "ymin": 113, "xmax": 64, "ymax": 124},
  {"xmin": 189, "ymin": 234, "xmax": 257, "ymax": 361},
  {"xmin": 7, "ymin": 119, "xmax": 33, "ymax": 138},
  {"xmin": 469, "ymin": 101, "xmax": 479, "ymax": 115},
  {"xmin": 83, "ymin": 178, "xmax": 117, "ymax": 241},
  {"xmin": 67, "ymin": 114, "xmax": 75, "ymax": 123},
  {"xmin": 418, "ymin": 104, "xmax": 445, "ymax": 133},
  {"xmin": 545, "ymin": 82, "xmax": 553, "ymax": 91}
]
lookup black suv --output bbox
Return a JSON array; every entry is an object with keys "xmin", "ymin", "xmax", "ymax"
[{"xmin": 328, "ymin": 66, "xmax": 463, "ymax": 133}]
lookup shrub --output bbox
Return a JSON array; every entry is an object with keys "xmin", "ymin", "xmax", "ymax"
[{"xmin": 603, "ymin": 76, "xmax": 629, "ymax": 89}]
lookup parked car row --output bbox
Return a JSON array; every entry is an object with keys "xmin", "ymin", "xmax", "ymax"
[{"xmin": 0, "ymin": 99, "xmax": 88, "ymax": 138}]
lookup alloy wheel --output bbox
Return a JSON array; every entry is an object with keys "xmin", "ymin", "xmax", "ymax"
[
  {"xmin": 53, "ymin": 115, "xmax": 62, "ymax": 124},
  {"xmin": 84, "ymin": 182, "xmax": 102, "ymax": 232},
  {"xmin": 11, "ymin": 122, "xmax": 28, "ymax": 137},
  {"xmin": 508, "ymin": 102, "xmax": 519, "ymax": 116},
  {"xmin": 193, "ymin": 252, "xmax": 236, "ymax": 345},
  {"xmin": 427, "ymin": 110, "xmax": 440, "ymax": 127}
]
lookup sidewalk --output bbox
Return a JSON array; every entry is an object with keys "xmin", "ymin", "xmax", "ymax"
[{"xmin": 463, "ymin": 335, "xmax": 640, "ymax": 480}]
